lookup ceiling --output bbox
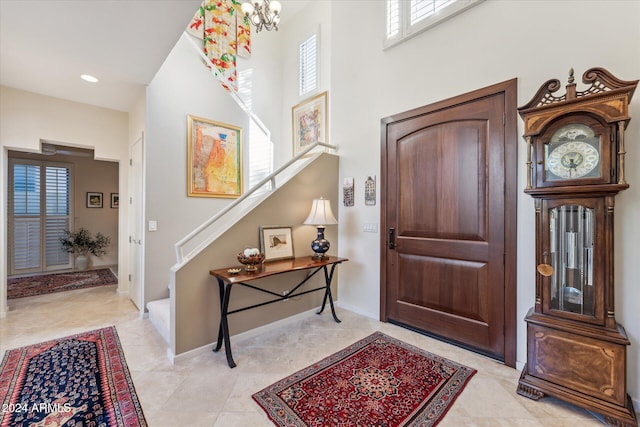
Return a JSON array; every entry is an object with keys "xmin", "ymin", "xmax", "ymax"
[{"xmin": 0, "ymin": 0, "xmax": 309, "ymax": 113}]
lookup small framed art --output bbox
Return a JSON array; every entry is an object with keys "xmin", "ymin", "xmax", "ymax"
[
  {"xmin": 259, "ymin": 226, "xmax": 294, "ymax": 262},
  {"xmin": 292, "ymin": 91, "xmax": 328, "ymax": 155},
  {"xmin": 87, "ymin": 192, "xmax": 103, "ymax": 208},
  {"xmin": 111, "ymin": 193, "xmax": 119, "ymax": 208}
]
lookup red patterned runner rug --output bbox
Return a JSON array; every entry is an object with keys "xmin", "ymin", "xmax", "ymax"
[
  {"xmin": 253, "ymin": 331, "xmax": 476, "ymax": 427},
  {"xmin": 0, "ymin": 326, "xmax": 146, "ymax": 427},
  {"xmin": 7, "ymin": 268, "xmax": 117, "ymax": 299}
]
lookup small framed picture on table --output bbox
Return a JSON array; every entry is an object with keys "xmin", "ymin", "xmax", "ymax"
[{"xmin": 259, "ymin": 226, "xmax": 294, "ymax": 262}]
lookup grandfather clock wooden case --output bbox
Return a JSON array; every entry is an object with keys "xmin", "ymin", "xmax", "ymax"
[{"xmin": 516, "ymin": 67, "xmax": 638, "ymax": 427}]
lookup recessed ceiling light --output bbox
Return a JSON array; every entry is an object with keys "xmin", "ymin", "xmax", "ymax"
[{"xmin": 80, "ymin": 74, "xmax": 99, "ymax": 83}]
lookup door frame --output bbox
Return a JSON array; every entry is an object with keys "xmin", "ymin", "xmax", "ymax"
[
  {"xmin": 128, "ymin": 132, "xmax": 145, "ymax": 314},
  {"xmin": 380, "ymin": 79, "xmax": 518, "ymax": 367}
]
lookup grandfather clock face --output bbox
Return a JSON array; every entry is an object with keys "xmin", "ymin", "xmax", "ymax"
[{"xmin": 544, "ymin": 123, "xmax": 602, "ymax": 181}]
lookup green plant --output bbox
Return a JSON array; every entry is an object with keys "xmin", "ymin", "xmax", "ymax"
[{"xmin": 59, "ymin": 228, "xmax": 111, "ymax": 257}]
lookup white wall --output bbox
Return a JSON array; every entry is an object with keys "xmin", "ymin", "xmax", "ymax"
[
  {"xmin": 0, "ymin": 86, "xmax": 129, "ymax": 314},
  {"xmin": 327, "ymin": 0, "xmax": 640, "ymax": 405}
]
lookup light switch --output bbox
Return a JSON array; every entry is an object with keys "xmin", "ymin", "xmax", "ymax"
[
  {"xmin": 363, "ymin": 222, "xmax": 378, "ymax": 233},
  {"xmin": 148, "ymin": 220, "xmax": 157, "ymax": 232}
]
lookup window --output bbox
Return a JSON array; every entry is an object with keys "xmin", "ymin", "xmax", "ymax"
[
  {"xmin": 299, "ymin": 33, "xmax": 318, "ymax": 96},
  {"xmin": 9, "ymin": 159, "xmax": 73, "ymax": 274},
  {"xmin": 238, "ymin": 69, "xmax": 273, "ymax": 192},
  {"xmin": 385, "ymin": 0, "xmax": 483, "ymax": 49}
]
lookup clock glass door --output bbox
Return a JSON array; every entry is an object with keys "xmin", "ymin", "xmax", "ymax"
[{"xmin": 549, "ymin": 204, "xmax": 595, "ymax": 317}]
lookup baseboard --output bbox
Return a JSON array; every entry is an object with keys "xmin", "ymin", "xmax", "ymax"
[
  {"xmin": 170, "ymin": 306, "xmax": 321, "ymax": 364},
  {"xmin": 336, "ymin": 301, "xmax": 378, "ymax": 320}
]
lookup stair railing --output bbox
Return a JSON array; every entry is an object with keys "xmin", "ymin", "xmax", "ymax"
[{"xmin": 174, "ymin": 141, "xmax": 337, "ymax": 265}]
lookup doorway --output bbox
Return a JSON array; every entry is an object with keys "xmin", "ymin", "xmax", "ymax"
[
  {"xmin": 6, "ymin": 144, "xmax": 119, "ymax": 294},
  {"xmin": 380, "ymin": 80, "xmax": 518, "ymax": 366},
  {"xmin": 8, "ymin": 158, "xmax": 73, "ymax": 275}
]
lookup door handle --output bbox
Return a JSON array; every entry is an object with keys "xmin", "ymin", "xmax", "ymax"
[{"xmin": 389, "ymin": 228, "xmax": 396, "ymax": 249}]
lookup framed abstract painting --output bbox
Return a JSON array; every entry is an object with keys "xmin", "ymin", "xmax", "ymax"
[
  {"xmin": 292, "ymin": 91, "xmax": 328, "ymax": 155},
  {"xmin": 187, "ymin": 115, "xmax": 243, "ymax": 198}
]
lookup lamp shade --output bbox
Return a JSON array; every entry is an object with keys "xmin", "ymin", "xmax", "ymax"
[{"xmin": 304, "ymin": 198, "xmax": 338, "ymax": 226}]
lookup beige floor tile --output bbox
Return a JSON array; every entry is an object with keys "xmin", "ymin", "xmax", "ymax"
[{"xmin": 0, "ymin": 286, "xmax": 609, "ymax": 426}]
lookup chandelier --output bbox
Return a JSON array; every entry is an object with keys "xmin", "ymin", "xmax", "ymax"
[{"xmin": 241, "ymin": 0, "xmax": 282, "ymax": 32}]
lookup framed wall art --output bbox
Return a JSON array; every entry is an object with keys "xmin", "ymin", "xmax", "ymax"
[
  {"xmin": 343, "ymin": 177, "xmax": 354, "ymax": 207},
  {"xmin": 110, "ymin": 193, "xmax": 119, "ymax": 208},
  {"xmin": 187, "ymin": 115, "xmax": 243, "ymax": 198},
  {"xmin": 259, "ymin": 226, "xmax": 294, "ymax": 261},
  {"xmin": 292, "ymin": 91, "xmax": 328, "ymax": 155},
  {"xmin": 365, "ymin": 175, "xmax": 376, "ymax": 206},
  {"xmin": 87, "ymin": 192, "xmax": 103, "ymax": 208}
]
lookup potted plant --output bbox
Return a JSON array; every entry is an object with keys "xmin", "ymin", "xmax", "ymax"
[{"xmin": 59, "ymin": 228, "xmax": 111, "ymax": 270}]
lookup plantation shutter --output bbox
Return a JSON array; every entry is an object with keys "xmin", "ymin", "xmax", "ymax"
[
  {"xmin": 385, "ymin": 0, "xmax": 481, "ymax": 48},
  {"xmin": 410, "ymin": 0, "xmax": 456, "ymax": 25},
  {"xmin": 11, "ymin": 163, "xmax": 42, "ymax": 271},
  {"xmin": 299, "ymin": 33, "xmax": 318, "ymax": 96},
  {"xmin": 45, "ymin": 166, "xmax": 71, "ymax": 268},
  {"xmin": 9, "ymin": 160, "xmax": 72, "ymax": 275},
  {"xmin": 386, "ymin": 0, "xmax": 400, "ymax": 39},
  {"xmin": 238, "ymin": 69, "xmax": 273, "ymax": 192}
]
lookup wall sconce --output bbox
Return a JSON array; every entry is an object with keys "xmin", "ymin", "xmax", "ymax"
[{"xmin": 303, "ymin": 198, "xmax": 338, "ymax": 259}]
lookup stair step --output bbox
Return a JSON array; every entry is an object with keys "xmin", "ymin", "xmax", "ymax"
[{"xmin": 147, "ymin": 298, "xmax": 170, "ymax": 345}]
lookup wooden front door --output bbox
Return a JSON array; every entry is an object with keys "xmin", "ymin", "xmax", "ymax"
[{"xmin": 381, "ymin": 80, "xmax": 517, "ymax": 366}]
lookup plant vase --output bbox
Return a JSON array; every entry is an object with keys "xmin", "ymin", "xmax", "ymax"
[{"xmin": 75, "ymin": 254, "xmax": 89, "ymax": 271}]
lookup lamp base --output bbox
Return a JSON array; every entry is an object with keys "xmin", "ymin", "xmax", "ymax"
[{"xmin": 311, "ymin": 226, "xmax": 330, "ymax": 259}]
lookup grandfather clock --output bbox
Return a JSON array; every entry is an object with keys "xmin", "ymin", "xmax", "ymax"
[{"xmin": 516, "ymin": 67, "xmax": 638, "ymax": 427}]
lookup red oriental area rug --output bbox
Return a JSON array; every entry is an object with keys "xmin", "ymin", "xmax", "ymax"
[
  {"xmin": 0, "ymin": 326, "xmax": 146, "ymax": 427},
  {"xmin": 7, "ymin": 268, "xmax": 117, "ymax": 299},
  {"xmin": 253, "ymin": 331, "xmax": 476, "ymax": 427}
]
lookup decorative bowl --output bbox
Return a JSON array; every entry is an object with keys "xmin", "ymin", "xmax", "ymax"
[{"xmin": 237, "ymin": 252, "xmax": 265, "ymax": 271}]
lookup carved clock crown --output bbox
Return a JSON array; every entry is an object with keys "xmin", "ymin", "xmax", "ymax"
[{"xmin": 519, "ymin": 67, "xmax": 638, "ymax": 192}]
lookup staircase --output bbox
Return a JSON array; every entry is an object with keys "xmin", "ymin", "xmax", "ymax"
[
  {"xmin": 146, "ymin": 31, "xmax": 339, "ymax": 358},
  {"xmin": 147, "ymin": 144, "xmax": 337, "ymax": 355},
  {"xmin": 147, "ymin": 297, "xmax": 170, "ymax": 345}
]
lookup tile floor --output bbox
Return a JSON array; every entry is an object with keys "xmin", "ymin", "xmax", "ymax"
[{"xmin": 0, "ymin": 285, "xmax": 606, "ymax": 426}]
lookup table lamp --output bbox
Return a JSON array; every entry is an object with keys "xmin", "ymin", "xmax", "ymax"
[{"xmin": 303, "ymin": 198, "xmax": 338, "ymax": 259}]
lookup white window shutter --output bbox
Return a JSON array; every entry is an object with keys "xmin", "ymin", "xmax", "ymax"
[
  {"xmin": 45, "ymin": 166, "xmax": 71, "ymax": 267},
  {"xmin": 13, "ymin": 219, "xmax": 41, "ymax": 270},
  {"xmin": 386, "ymin": 0, "xmax": 400, "ymax": 39},
  {"xmin": 238, "ymin": 69, "xmax": 274, "ymax": 192},
  {"xmin": 299, "ymin": 34, "xmax": 318, "ymax": 96}
]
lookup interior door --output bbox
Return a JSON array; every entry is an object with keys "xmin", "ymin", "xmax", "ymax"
[
  {"xmin": 381, "ymin": 80, "xmax": 517, "ymax": 364},
  {"xmin": 128, "ymin": 133, "xmax": 144, "ymax": 312}
]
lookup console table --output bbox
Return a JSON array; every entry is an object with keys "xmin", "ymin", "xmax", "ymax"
[{"xmin": 209, "ymin": 256, "xmax": 348, "ymax": 368}]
